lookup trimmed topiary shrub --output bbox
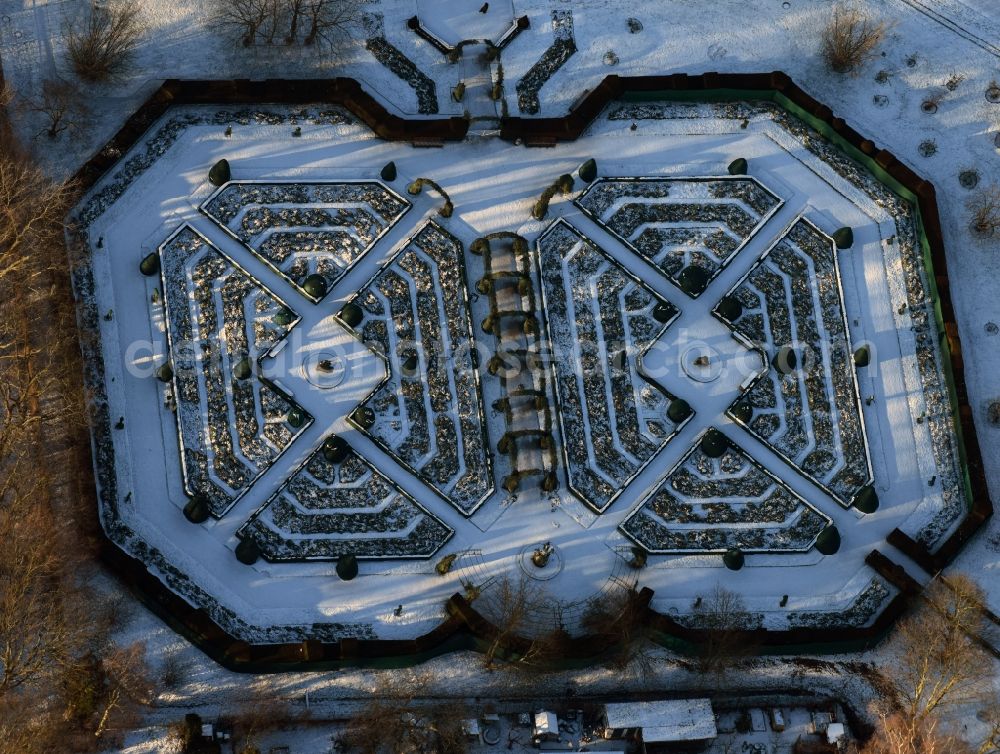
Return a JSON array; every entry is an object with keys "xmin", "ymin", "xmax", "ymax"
[
  {"xmin": 815, "ymin": 525, "xmax": 841, "ymax": 555},
  {"xmin": 652, "ymin": 301, "xmax": 674, "ymax": 322},
  {"xmin": 380, "ymin": 161, "xmax": 397, "ymax": 181},
  {"xmin": 349, "ymin": 406, "xmax": 375, "ymax": 429},
  {"xmin": 772, "ymin": 345, "xmax": 797, "ymax": 375},
  {"xmin": 435, "ymin": 553, "xmax": 457, "ymax": 575},
  {"xmin": 235, "ymin": 538, "xmax": 260, "ymax": 565},
  {"xmin": 628, "ymin": 546, "xmax": 647, "ymax": 569},
  {"xmin": 452, "ymin": 82, "xmax": 466, "ymax": 102},
  {"xmin": 717, "ymin": 295, "xmax": 743, "ymax": 321},
  {"xmin": 723, "ymin": 547, "xmax": 745, "ymax": 570},
  {"xmin": 668, "ymin": 398, "xmax": 692, "ymax": 423},
  {"xmin": 503, "ymin": 474, "xmax": 520, "ymax": 493},
  {"xmin": 678, "ymin": 265, "xmax": 709, "ymax": 296},
  {"xmin": 287, "ymin": 406, "xmax": 306, "ymax": 429},
  {"xmin": 323, "ymin": 435, "xmax": 350, "ymax": 463},
  {"xmin": 336, "ymin": 554, "xmax": 358, "ymax": 581},
  {"xmin": 233, "ymin": 357, "xmax": 252, "ymax": 380},
  {"xmin": 470, "ymin": 238, "xmax": 489, "ymax": 255},
  {"xmin": 854, "ymin": 344, "xmax": 870, "ymax": 367},
  {"xmin": 578, "ymin": 158, "xmax": 597, "ymax": 183},
  {"xmin": 139, "ymin": 252, "xmax": 160, "ymax": 276},
  {"xmin": 208, "ymin": 158, "xmax": 231, "ymax": 186},
  {"xmin": 730, "ymin": 400, "xmax": 753, "ymax": 424},
  {"xmin": 339, "ymin": 302, "xmax": 364, "ymax": 329},
  {"xmin": 854, "ymin": 485, "xmax": 879, "ymax": 513},
  {"xmin": 156, "ymin": 362, "xmax": 173, "ymax": 383},
  {"xmin": 274, "ymin": 307, "xmax": 294, "ymax": 326},
  {"xmin": 401, "ymin": 353, "xmax": 418, "ymax": 376},
  {"xmin": 302, "ymin": 274, "xmax": 327, "ymax": 299},
  {"xmin": 183, "ymin": 495, "xmax": 210, "ymax": 524},
  {"xmin": 833, "ymin": 226, "xmax": 854, "ymax": 249},
  {"xmin": 541, "ymin": 472, "xmax": 558, "ymax": 492},
  {"xmin": 701, "ymin": 428, "xmax": 728, "ymax": 458},
  {"xmin": 728, "ymin": 157, "xmax": 748, "ymax": 175},
  {"xmin": 557, "ymin": 173, "xmax": 574, "ymax": 194}
]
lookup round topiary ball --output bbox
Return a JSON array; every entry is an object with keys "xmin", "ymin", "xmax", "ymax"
[
  {"xmin": 350, "ymin": 406, "xmax": 376, "ymax": 429},
  {"xmin": 854, "ymin": 345, "xmax": 870, "ymax": 368},
  {"xmin": 287, "ymin": 406, "xmax": 306, "ymax": 429},
  {"xmin": 208, "ymin": 158, "xmax": 231, "ymax": 187},
  {"xmin": 156, "ymin": 362, "xmax": 173, "ymax": 383},
  {"xmin": 274, "ymin": 307, "xmax": 294, "ymax": 326},
  {"xmin": 668, "ymin": 398, "xmax": 692, "ymax": 423},
  {"xmin": 302, "ymin": 274, "xmax": 327, "ymax": 300},
  {"xmin": 701, "ymin": 428, "xmax": 728, "ymax": 458},
  {"xmin": 336, "ymin": 554, "xmax": 359, "ymax": 581},
  {"xmin": 815, "ymin": 525, "xmax": 841, "ymax": 555},
  {"xmin": 833, "ymin": 226, "xmax": 854, "ymax": 249},
  {"xmin": 139, "ymin": 253, "xmax": 160, "ymax": 277},
  {"xmin": 772, "ymin": 345, "xmax": 798, "ymax": 375},
  {"xmin": 322, "ymin": 435, "xmax": 350, "ymax": 463},
  {"xmin": 678, "ymin": 265, "xmax": 709, "ymax": 296},
  {"xmin": 183, "ymin": 495, "xmax": 210, "ymax": 524},
  {"xmin": 716, "ymin": 295, "xmax": 743, "ymax": 321},
  {"xmin": 235, "ymin": 538, "xmax": 260, "ymax": 565},
  {"xmin": 339, "ymin": 302, "xmax": 364, "ymax": 329},
  {"xmin": 854, "ymin": 485, "xmax": 879, "ymax": 513},
  {"xmin": 728, "ymin": 157, "xmax": 749, "ymax": 176},
  {"xmin": 652, "ymin": 301, "xmax": 675, "ymax": 323},
  {"xmin": 233, "ymin": 357, "xmax": 252, "ymax": 381},
  {"xmin": 723, "ymin": 548, "xmax": 745, "ymax": 570},
  {"xmin": 730, "ymin": 400, "xmax": 753, "ymax": 424}
]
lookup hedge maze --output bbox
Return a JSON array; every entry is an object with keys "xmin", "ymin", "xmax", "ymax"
[
  {"xmin": 347, "ymin": 222, "xmax": 494, "ymax": 516},
  {"xmin": 238, "ymin": 448, "xmax": 453, "ymax": 561},
  {"xmin": 201, "ymin": 181, "xmax": 410, "ymax": 302},
  {"xmin": 718, "ymin": 218, "xmax": 872, "ymax": 507},
  {"xmin": 158, "ymin": 225, "xmax": 311, "ymax": 517},
  {"xmin": 621, "ymin": 436, "xmax": 832, "ymax": 553},
  {"xmin": 576, "ymin": 177, "xmax": 781, "ymax": 295},
  {"xmin": 537, "ymin": 220, "xmax": 685, "ymax": 513}
]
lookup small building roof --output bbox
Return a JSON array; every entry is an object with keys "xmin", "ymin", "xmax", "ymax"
[
  {"xmin": 534, "ymin": 711, "xmax": 558, "ymax": 735},
  {"xmin": 604, "ymin": 699, "xmax": 717, "ymax": 743}
]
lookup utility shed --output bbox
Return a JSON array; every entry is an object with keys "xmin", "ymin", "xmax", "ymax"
[{"xmin": 603, "ymin": 699, "xmax": 717, "ymax": 752}]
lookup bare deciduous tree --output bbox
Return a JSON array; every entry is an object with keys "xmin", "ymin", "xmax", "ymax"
[
  {"xmin": 23, "ymin": 78, "xmax": 89, "ymax": 140},
  {"xmin": 969, "ymin": 185, "xmax": 1000, "ymax": 237},
  {"xmin": 888, "ymin": 574, "xmax": 992, "ymax": 723},
  {"xmin": 580, "ymin": 578, "xmax": 655, "ymax": 677},
  {"xmin": 821, "ymin": 4, "xmax": 887, "ymax": 73},
  {"xmin": 693, "ymin": 584, "xmax": 758, "ymax": 678},
  {"xmin": 212, "ymin": 0, "xmax": 359, "ymax": 50},
  {"xmin": 855, "ymin": 710, "xmax": 973, "ymax": 754},
  {"xmin": 478, "ymin": 575, "xmax": 536, "ymax": 669},
  {"xmin": 65, "ymin": 0, "xmax": 146, "ymax": 82}
]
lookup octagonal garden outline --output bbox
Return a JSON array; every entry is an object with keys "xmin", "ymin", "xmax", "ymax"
[{"xmin": 66, "ymin": 74, "xmax": 990, "ymax": 670}]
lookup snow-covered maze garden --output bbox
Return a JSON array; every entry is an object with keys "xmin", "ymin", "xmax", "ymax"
[{"xmin": 72, "ymin": 94, "xmax": 974, "ymax": 647}]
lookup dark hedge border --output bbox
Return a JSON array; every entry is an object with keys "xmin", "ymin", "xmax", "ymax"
[
  {"xmin": 69, "ymin": 74, "xmax": 986, "ymax": 671},
  {"xmin": 406, "ymin": 14, "xmax": 530, "ymax": 55}
]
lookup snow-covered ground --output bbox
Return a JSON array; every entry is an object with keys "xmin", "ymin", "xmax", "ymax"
[
  {"xmin": 71, "ymin": 91, "xmax": 963, "ymax": 641},
  {"xmin": 4, "ymin": 0, "xmax": 1000, "ymax": 747}
]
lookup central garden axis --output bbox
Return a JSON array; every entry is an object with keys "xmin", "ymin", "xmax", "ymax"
[{"xmin": 70, "ymin": 75, "xmax": 987, "ymax": 668}]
